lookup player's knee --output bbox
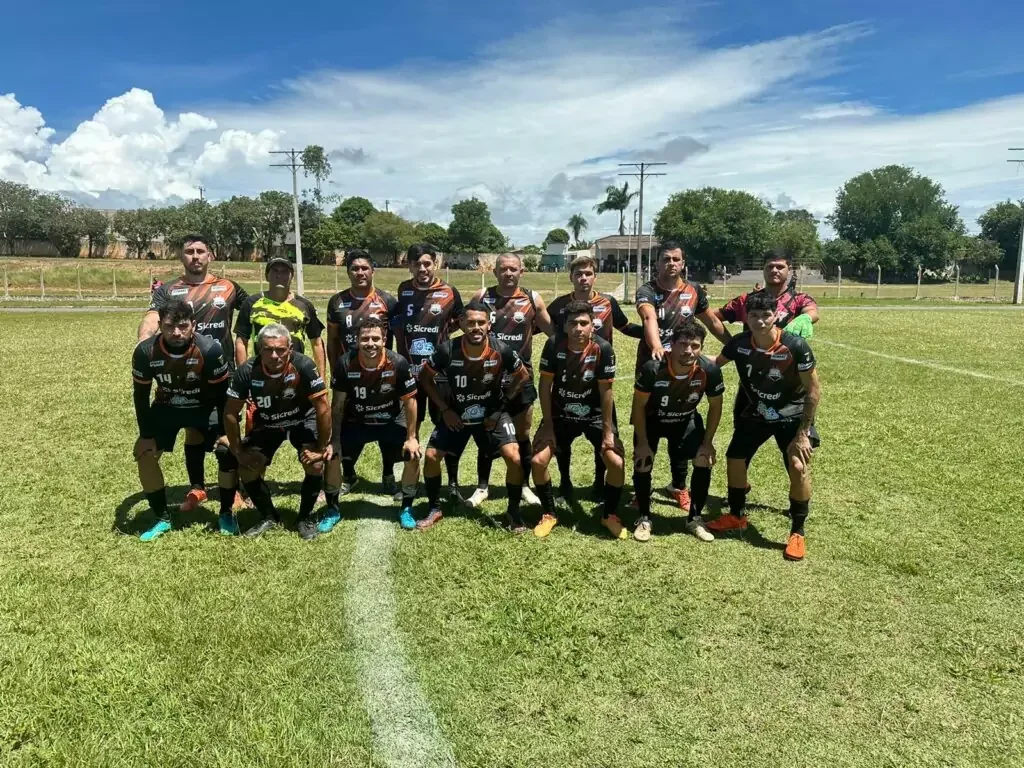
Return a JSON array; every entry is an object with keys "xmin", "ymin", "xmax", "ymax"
[
  {"xmin": 305, "ymin": 461, "xmax": 325, "ymax": 476},
  {"xmin": 425, "ymin": 447, "xmax": 442, "ymax": 465},
  {"xmin": 216, "ymin": 450, "xmax": 238, "ymax": 473},
  {"xmin": 604, "ymin": 450, "xmax": 624, "ymax": 472},
  {"xmin": 501, "ymin": 443, "xmax": 520, "ymax": 466}
]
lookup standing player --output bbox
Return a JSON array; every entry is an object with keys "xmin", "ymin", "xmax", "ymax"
[
  {"xmin": 467, "ymin": 253, "xmax": 554, "ymax": 509},
  {"xmin": 631, "ymin": 320, "xmax": 724, "ymax": 542},
  {"xmin": 319, "ymin": 317, "xmax": 422, "ymax": 533},
  {"xmin": 234, "ymin": 258, "xmax": 326, "ymax": 375},
  {"xmin": 132, "ymin": 300, "xmax": 233, "ymax": 541},
  {"xmin": 326, "ymin": 249, "xmax": 397, "ymax": 374},
  {"xmin": 530, "ymin": 301, "xmax": 625, "ymax": 539},
  {"xmin": 417, "ymin": 301, "xmax": 528, "ymax": 531},
  {"xmin": 223, "ymin": 324, "xmax": 332, "ymax": 540},
  {"xmin": 546, "ymin": 254, "xmax": 642, "ymax": 500},
  {"xmin": 138, "ymin": 234, "xmax": 248, "ymax": 514},
  {"xmin": 391, "ymin": 243, "xmax": 464, "ymax": 496},
  {"xmin": 707, "ymin": 291, "xmax": 821, "ymax": 561},
  {"xmin": 635, "ymin": 240, "xmax": 732, "ymax": 508}
]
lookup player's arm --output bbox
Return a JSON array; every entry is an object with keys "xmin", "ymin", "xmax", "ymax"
[
  {"xmin": 306, "ymin": 304, "xmax": 327, "ymax": 377},
  {"xmin": 310, "ymin": 336, "xmax": 327, "ymax": 379},
  {"xmin": 532, "ymin": 291, "xmax": 555, "ymax": 336},
  {"xmin": 203, "ymin": 342, "xmax": 232, "ymax": 432},
  {"xmin": 631, "ymin": 387, "xmax": 652, "ymax": 469},
  {"xmin": 330, "ymin": 390, "xmax": 347, "ymax": 448},
  {"xmin": 137, "ymin": 311, "xmax": 159, "ymax": 342},
  {"xmin": 233, "ymin": 300, "xmax": 253, "ymax": 365},
  {"xmin": 536, "ymin": 339, "xmax": 556, "ymax": 448},
  {"xmin": 131, "ymin": 348, "xmax": 157, "ymax": 458},
  {"xmin": 597, "ymin": 342, "xmax": 617, "ymax": 451},
  {"xmin": 312, "ymin": 391, "xmax": 332, "ymax": 457},
  {"xmin": 397, "ymin": 360, "xmax": 420, "ymax": 455},
  {"xmin": 501, "ymin": 347, "xmax": 528, "ymax": 401},
  {"xmin": 697, "ymin": 309, "xmax": 732, "ymax": 346},
  {"xmin": 610, "ymin": 297, "xmax": 643, "ymax": 339},
  {"xmin": 326, "ymin": 301, "xmax": 342, "ymax": 378},
  {"xmin": 714, "ymin": 337, "xmax": 737, "ymax": 368},
  {"xmin": 789, "ymin": 368, "xmax": 820, "ymax": 467},
  {"xmin": 636, "ymin": 303, "xmax": 665, "ymax": 361},
  {"xmin": 714, "ymin": 295, "xmax": 742, "ymax": 325},
  {"xmin": 447, "ymin": 287, "xmax": 465, "ymax": 334}
]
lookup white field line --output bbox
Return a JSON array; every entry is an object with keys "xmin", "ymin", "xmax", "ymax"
[
  {"xmin": 346, "ymin": 518, "xmax": 457, "ymax": 768},
  {"xmin": 816, "ymin": 339, "xmax": 1024, "ymax": 386}
]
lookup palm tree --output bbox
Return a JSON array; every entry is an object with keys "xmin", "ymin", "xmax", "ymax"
[
  {"xmin": 566, "ymin": 213, "xmax": 589, "ymax": 245},
  {"xmin": 594, "ymin": 182, "xmax": 639, "ymax": 236}
]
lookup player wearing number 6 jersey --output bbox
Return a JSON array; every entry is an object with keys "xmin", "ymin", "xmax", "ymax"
[{"xmin": 417, "ymin": 301, "xmax": 529, "ymax": 531}]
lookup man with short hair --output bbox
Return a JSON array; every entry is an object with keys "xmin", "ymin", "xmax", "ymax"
[
  {"xmin": 132, "ymin": 299, "xmax": 234, "ymax": 541},
  {"xmin": 631, "ymin": 320, "xmax": 724, "ymax": 542},
  {"xmin": 319, "ymin": 317, "xmax": 422, "ymax": 533},
  {"xmin": 635, "ymin": 240, "xmax": 732, "ymax": 509},
  {"xmin": 707, "ymin": 291, "xmax": 822, "ymax": 561},
  {"xmin": 138, "ymin": 234, "xmax": 248, "ymax": 514},
  {"xmin": 223, "ymin": 324, "xmax": 332, "ymax": 540},
  {"xmin": 715, "ymin": 249, "xmax": 819, "ymax": 335},
  {"xmin": 467, "ymin": 253, "xmax": 554, "ymax": 509},
  {"xmin": 326, "ymin": 249, "xmax": 397, "ymax": 373},
  {"xmin": 234, "ymin": 257, "xmax": 326, "ymax": 375},
  {"xmin": 391, "ymin": 242, "xmax": 464, "ymax": 496},
  {"xmin": 531, "ymin": 301, "xmax": 626, "ymax": 539},
  {"xmin": 417, "ymin": 301, "xmax": 528, "ymax": 531},
  {"xmin": 546, "ymin": 253, "xmax": 642, "ymax": 500}
]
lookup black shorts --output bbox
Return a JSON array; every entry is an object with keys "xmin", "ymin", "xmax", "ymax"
[
  {"xmin": 428, "ymin": 413, "xmax": 516, "ymax": 458},
  {"xmin": 635, "ymin": 413, "xmax": 705, "ymax": 465},
  {"xmin": 553, "ymin": 418, "xmax": 622, "ymax": 457},
  {"xmin": 339, "ymin": 421, "xmax": 406, "ymax": 466},
  {"xmin": 151, "ymin": 405, "xmax": 219, "ymax": 453},
  {"xmin": 726, "ymin": 418, "xmax": 820, "ymax": 466},
  {"xmin": 242, "ymin": 413, "xmax": 320, "ymax": 464},
  {"xmin": 505, "ymin": 368, "xmax": 538, "ymax": 419}
]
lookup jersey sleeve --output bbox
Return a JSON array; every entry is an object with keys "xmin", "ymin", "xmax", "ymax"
[
  {"xmin": 234, "ymin": 295, "xmax": 255, "ymax": 340},
  {"xmin": 203, "ymin": 341, "xmax": 231, "ymax": 385},
  {"xmin": 634, "ymin": 360, "xmax": 657, "ymax": 394},
  {"xmin": 395, "ymin": 355, "xmax": 417, "ymax": 400},
  {"xmin": 705, "ymin": 360, "xmax": 726, "ymax": 396},
  {"xmin": 539, "ymin": 338, "xmax": 557, "ymax": 377},
  {"xmin": 383, "ymin": 291, "xmax": 398, "ymax": 316},
  {"xmin": 610, "ymin": 296, "xmax": 629, "ymax": 329},
  {"xmin": 232, "ymin": 281, "xmax": 249, "ymax": 311},
  {"xmin": 226, "ymin": 364, "xmax": 251, "ymax": 401},
  {"xmin": 147, "ymin": 283, "xmax": 170, "ymax": 313},
  {"xmin": 298, "ymin": 355, "xmax": 328, "ymax": 397},
  {"xmin": 326, "ymin": 293, "xmax": 343, "ymax": 327},
  {"xmin": 788, "ymin": 335, "xmax": 816, "ymax": 372},
  {"xmin": 718, "ymin": 335, "xmax": 739, "ymax": 362},
  {"xmin": 719, "ymin": 294, "xmax": 744, "ymax": 323},
  {"xmin": 694, "ymin": 283, "xmax": 710, "ymax": 314},
  {"xmin": 635, "ymin": 283, "xmax": 656, "ymax": 307},
  {"xmin": 425, "ymin": 341, "xmax": 451, "ymax": 374},
  {"xmin": 795, "ymin": 293, "xmax": 818, "ymax": 314},
  {"xmin": 305, "ymin": 301, "xmax": 325, "ymax": 339},
  {"xmin": 131, "ymin": 343, "xmax": 151, "ymax": 384},
  {"xmin": 450, "ymin": 287, "xmax": 464, "ymax": 319},
  {"xmin": 597, "ymin": 340, "xmax": 616, "ymax": 382}
]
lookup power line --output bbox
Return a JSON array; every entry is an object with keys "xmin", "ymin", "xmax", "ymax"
[
  {"xmin": 270, "ymin": 149, "xmax": 306, "ymax": 294},
  {"xmin": 1008, "ymin": 149, "xmax": 1024, "ymax": 305},
  {"xmin": 619, "ymin": 162, "xmax": 666, "ymax": 285}
]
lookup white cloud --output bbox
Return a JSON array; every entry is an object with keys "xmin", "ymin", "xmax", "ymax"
[{"xmin": 800, "ymin": 102, "xmax": 880, "ymax": 120}]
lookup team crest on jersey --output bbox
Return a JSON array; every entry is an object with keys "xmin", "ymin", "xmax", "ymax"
[
  {"xmin": 282, "ymin": 388, "xmax": 296, "ymax": 400},
  {"xmin": 380, "ymin": 383, "xmax": 394, "ymax": 393},
  {"xmin": 213, "ymin": 297, "xmax": 227, "ymax": 309},
  {"xmin": 687, "ymin": 392, "xmax": 700, "ymax": 403},
  {"xmin": 482, "ymin": 373, "xmax": 494, "ymax": 384},
  {"xmin": 186, "ymin": 372, "xmax": 199, "ymax": 381},
  {"xmin": 593, "ymin": 318, "xmax": 603, "ymax": 329},
  {"xmin": 582, "ymin": 370, "xmax": 595, "ymax": 382},
  {"xmin": 513, "ymin": 312, "xmax": 525, "ymax": 324},
  {"xmin": 430, "ymin": 304, "xmax": 442, "ymax": 315},
  {"xmin": 680, "ymin": 307, "xmax": 693, "ymax": 318},
  {"xmin": 768, "ymin": 368, "xmax": 783, "ymax": 381}
]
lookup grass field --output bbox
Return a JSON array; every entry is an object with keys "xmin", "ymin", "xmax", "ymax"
[{"xmin": 2, "ymin": 302, "xmax": 1024, "ymax": 766}]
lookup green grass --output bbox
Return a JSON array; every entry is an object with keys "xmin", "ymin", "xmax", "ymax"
[{"xmin": 2, "ymin": 304, "xmax": 1023, "ymax": 766}]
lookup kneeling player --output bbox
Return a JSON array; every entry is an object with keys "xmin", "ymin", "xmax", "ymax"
[
  {"xmin": 631, "ymin": 320, "xmax": 724, "ymax": 542},
  {"xmin": 418, "ymin": 301, "xmax": 529, "ymax": 530},
  {"xmin": 320, "ymin": 317, "xmax": 422, "ymax": 533},
  {"xmin": 708, "ymin": 291, "xmax": 821, "ymax": 561},
  {"xmin": 223, "ymin": 324, "xmax": 332, "ymax": 540},
  {"xmin": 132, "ymin": 299, "xmax": 234, "ymax": 541},
  {"xmin": 531, "ymin": 301, "xmax": 626, "ymax": 539}
]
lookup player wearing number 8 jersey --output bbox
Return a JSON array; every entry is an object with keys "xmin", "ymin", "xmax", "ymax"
[{"xmin": 325, "ymin": 250, "xmax": 397, "ymax": 372}]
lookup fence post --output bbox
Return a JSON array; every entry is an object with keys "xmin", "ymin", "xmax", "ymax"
[
  {"xmin": 77, "ymin": 264, "xmax": 83, "ymax": 299},
  {"xmin": 446, "ymin": 266, "xmax": 450, "ymax": 285},
  {"xmin": 554, "ymin": 271, "xmax": 558, "ymax": 298},
  {"xmin": 954, "ymin": 263, "xmax": 960, "ymax": 299},
  {"xmin": 480, "ymin": 272, "xmax": 485, "ymax": 290},
  {"xmin": 334, "ymin": 263, "xmax": 339, "ymax": 292},
  {"xmin": 995, "ymin": 265, "xmax": 1000, "ymax": 299},
  {"xmin": 112, "ymin": 269, "xmax": 117, "ymax": 299},
  {"xmin": 837, "ymin": 265, "xmax": 842, "ymax": 299},
  {"xmin": 916, "ymin": 265, "xmax": 922, "ymax": 300},
  {"xmin": 722, "ymin": 272, "xmax": 728, "ymax": 303},
  {"xmin": 258, "ymin": 264, "xmax": 263, "ymax": 293},
  {"xmin": 41, "ymin": 269, "xmax": 45, "ymax": 299},
  {"xmin": 3, "ymin": 265, "xmax": 8, "ymax": 299}
]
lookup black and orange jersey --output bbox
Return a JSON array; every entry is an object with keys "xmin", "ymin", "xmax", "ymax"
[
  {"xmin": 635, "ymin": 356, "xmax": 725, "ymax": 424},
  {"xmin": 132, "ymin": 333, "xmax": 231, "ymax": 409},
  {"xmin": 480, "ymin": 286, "xmax": 538, "ymax": 365},
  {"xmin": 331, "ymin": 349, "xmax": 417, "ymax": 426},
  {"xmin": 548, "ymin": 292, "xmax": 634, "ymax": 342},
  {"xmin": 635, "ymin": 280, "xmax": 710, "ymax": 366},
  {"xmin": 423, "ymin": 337, "xmax": 524, "ymax": 425},
  {"xmin": 719, "ymin": 330, "xmax": 815, "ymax": 422},
  {"xmin": 539, "ymin": 335, "xmax": 616, "ymax": 423},
  {"xmin": 234, "ymin": 292, "xmax": 324, "ymax": 356},
  {"xmin": 326, "ymin": 288, "xmax": 398, "ymax": 355},
  {"xmin": 148, "ymin": 275, "xmax": 248, "ymax": 351},
  {"xmin": 226, "ymin": 352, "xmax": 327, "ymax": 430},
  {"xmin": 391, "ymin": 279, "xmax": 464, "ymax": 374}
]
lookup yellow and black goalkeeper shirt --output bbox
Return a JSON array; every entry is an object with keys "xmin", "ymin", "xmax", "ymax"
[{"xmin": 234, "ymin": 292, "xmax": 324, "ymax": 356}]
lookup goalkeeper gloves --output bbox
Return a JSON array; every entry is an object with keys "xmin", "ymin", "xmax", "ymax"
[{"xmin": 785, "ymin": 313, "xmax": 814, "ymax": 339}]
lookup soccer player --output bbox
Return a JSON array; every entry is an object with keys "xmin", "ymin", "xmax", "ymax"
[
  {"xmin": 707, "ymin": 291, "xmax": 821, "ymax": 561},
  {"xmin": 631, "ymin": 320, "xmax": 724, "ymax": 542},
  {"xmin": 635, "ymin": 240, "xmax": 731, "ymax": 509},
  {"xmin": 531, "ymin": 301, "xmax": 625, "ymax": 539},
  {"xmin": 138, "ymin": 234, "xmax": 248, "ymax": 513},
  {"xmin": 223, "ymin": 324, "xmax": 332, "ymax": 540},
  {"xmin": 715, "ymin": 248, "xmax": 819, "ymax": 335},
  {"xmin": 546, "ymin": 254, "xmax": 642, "ymax": 500},
  {"xmin": 467, "ymin": 253, "xmax": 554, "ymax": 508},
  {"xmin": 234, "ymin": 257, "xmax": 326, "ymax": 375},
  {"xmin": 417, "ymin": 301, "xmax": 528, "ymax": 531},
  {"xmin": 319, "ymin": 317, "xmax": 422, "ymax": 533},
  {"xmin": 326, "ymin": 249, "xmax": 398, "ymax": 375},
  {"xmin": 132, "ymin": 299, "xmax": 234, "ymax": 541},
  {"xmin": 391, "ymin": 242, "xmax": 464, "ymax": 496}
]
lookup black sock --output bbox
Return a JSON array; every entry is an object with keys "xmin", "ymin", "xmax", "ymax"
[
  {"xmin": 506, "ymin": 482, "xmax": 524, "ymax": 518},
  {"xmin": 425, "ymin": 474, "xmax": 442, "ymax": 508},
  {"xmin": 242, "ymin": 478, "xmax": 277, "ymax": 520},
  {"xmin": 603, "ymin": 483, "xmax": 623, "ymax": 518},
  {"xmin": 476, "ymin": 453, "xmax": 493, "ymax": 489},
  {"xmin": 383, "ymin": 472, "xmax": 395, "ymax": 486},
  {"xmin": 219, "ymin": 486, "xmax": 237, "ymax": 516},
  {"xmin": 670, "ymin": 461, "xmax": 689, "ymax": 492},
  {"xmin": 342, "ymin": 458, "xmax": 357, "ymax": 482},
  {"xmin": 146, "ymin": 488, "xmax": 168, "ymax": 520},
  {"xmin": 594, "ymin": 450, "xmax": 606, "ymax": 492},
  {"xmin": 727, "ymin": 486, "xmax": 748, "ymax": 517},
  {"xmin": 789, "ymin": 498, "xmax": 809, "ymax": 535},
  {"xmin": 556, "ymin": 449, "xmax": 573, "ymax": 490},
  {"xmin": 688, "ymin": 467, "xmax": 711, "ymax": 519},
  {"xmin": 517, "ymin": 440, "xmax": 533, "ymax": 485},
  {"xmin": 299, "ymin": 474, "xmax": 322, "ymax": 518},
  {"xmin": 536, "ymin": 481, "xmax": 555, "ymax": 516},
  {"xmin": 184, "ymin": 444, "xmax": 206, "ymax": 489},
  {"xmin": 633, "ymin": 472, "xmax": 652, "ymax": 517},
  {"xmin": 325, "ymin": 490, "xmax": 340, "ymax": 508},
  {"xmin": 445, "ymin": 454, "xmax": 460, "ymax": 488},
  {"xmin": 401, "ymin": 484, "xmax": 417, "ymax": 509}
]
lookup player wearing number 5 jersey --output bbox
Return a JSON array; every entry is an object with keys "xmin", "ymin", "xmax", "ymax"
[
  {"xmin": 325, "ymin": 249, "xmax": 397, "ymax": 375},
  {"xmin": 418, "ymin": 302, "xmax": 529, "ymax": 531}
]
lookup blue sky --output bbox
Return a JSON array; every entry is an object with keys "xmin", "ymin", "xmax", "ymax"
[{"xmin": 3, "ymin": 0, "xmax": 1024, "ymax": 242}]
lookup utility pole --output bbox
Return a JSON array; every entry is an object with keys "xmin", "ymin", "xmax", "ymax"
[
  {"xmin": 270, "ymin": 149, "xmax": 306, "ymax": 294},
  {"xmin": 385, "ymin": 199, "xmax": 390, "ymax": 213},
  {"xmin": 1008, "ymin": 149, "xmax": 1024, "ymax": 304},
  {"xmin": 197, "ymin": 185, "xmax": 205, "ymax": 201},
  {"xmin": 619, "ymin": 162, "xmax": 666, "ymax": 288}
]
